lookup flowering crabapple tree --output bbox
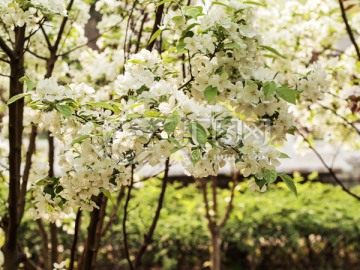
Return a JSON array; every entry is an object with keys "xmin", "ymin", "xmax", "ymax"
[
  {"xmin": 255, "ymin": 0, "xmax": 360, "ymax": 201},
  {"xmin": 0, "ymin": 0, "xmax": 325, "ymax": 269}
]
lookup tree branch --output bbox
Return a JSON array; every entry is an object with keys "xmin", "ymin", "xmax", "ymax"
[
  {"xmin": 338, "ymin": 0, "xmax": 360, "ymax": 61},
  {"xmin": 18, "ymin": 125, "xmax": 37, "ymax": 221},
  {"xmin": 0, "ymin": 36, "xmax": 14, "ymax": 59},
  {"xmin": 134, "ymin": 158, "xmax": 170, "ymax": 268},
  {"xmin": 69, "ymin": 209, "xmax": 82, "ymax": 270},
  {"xmin": 219, "ymin": 170, "xmax": 237, "ymax": 228},
  {"xmin": 146, "ymin": 2, "xmax": 164, "ymax": 51},
  {"xmin": 298, "ymin": 130, "xmax": 360, "ymax": 201},
  {"xmin": 122, "ymin": 165, "xmax": 135, "ymax": 270}
]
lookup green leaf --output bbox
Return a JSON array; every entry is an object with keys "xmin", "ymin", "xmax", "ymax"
[
  {"xmin": 255, "ymin": 178, "xmax": 267, "ymax": 189},
  {"xmin": 244, "ymin": 1, "xmax": 266, "ymax": 7},
  {"xmin": 276, "ymin": 86, "xmax": 298, "ymax": 104},
  {"xmin": 88, "ymin": 102, "xmax": 115, "ymax": 112},
  {"xmin": 279, "ymin": 152, "xmax": 290, "ymax": 159},
  {"xmin": 145, "ymin": 110, "xmax": 160, "ymax": 117},
  {"xmin": 189, "ymin": 123, "xmax": 207, "ymax": 145},
  {"xmin": 148, "ymin": 28, "xmax": 162, "ymax": 45},
  {"xmin": 177, "ymin": 37, "xmax": 186, "ymax": 52},
  {"xmin": 7, "ymin": 93, "xmax": 30, "ymax": 105},
  {"xmin": 56, "ymin": 104, "xmax": 73, "ymax": 118},
  {"xmin": 71, "ymin": 135, "xmax": 90, "ymax": 146},
  {"xmin": 212, "ymin": 1, "xmax": 233, "ymax": 9},
  {"xmin": 183, "ymin": 6, "xmax": 203, "ymax": 19},
  {"xmin": 204, "ymin": 85, "xmax": 218, "ymax": 102},
  {"xmin": 156, "ymin": 0, "xmax": 172, "ymax": 6},
  {"xmin": 263, "ymin": 170, "xmax": 277, "ymax": 183},
  {"xmin": 190, "ymin": 149, "xmax": 201, "ymax": 165},
  {"xmin": 164, "ymin": 115, "xmax": 180, "ymax": 134},
  {"xmin": 260, "ymin": 45, "xmax": 285, "ymax": 59},
  {"xmin": 26, "ymin": 79, "xmax": 36, "ymax": 91},
  {"xmin": 262, "ymin": 81, "xmax": 276, "ymax": 98},
  {"xmin": 279, "ymin": 173, "xmax": 298, "ymax": 197},
  {"xmin": 225, "ymin": 42, "xmax": 242, "ymax": 50}
]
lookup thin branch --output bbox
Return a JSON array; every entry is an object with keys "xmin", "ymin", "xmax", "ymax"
[
  {"xmin": 211, "ymin": 176, "xmax": 218, "ymax": 226},
  {"xmin": 69, "ymin": 209, "xmax": 82, "ymax": 270},
  {"xmin": 25, "ymin": 17, "xmax": 46, "ymax": 41},
  {"xmin": 298, "ymin": 130, "xmax": 360, "ymax": 201},
  {"xmin": 57, "ymin": 10, "xmax": 81, "ymax": 54},
  {"xmin": 134, "ymin": 158, "xmax": 170, "ymax": 268},
  {"xmin": 36, "ymin": 219, "xmax": 51, "ymax": 270},
  {"xmin": 18, "ymin": 125, "xmax": 37, "ymax": 221},
  {"xmin": 135, "ymin": 12, "xmax": 148, "ymax": 53},
  {"xmin": 146, "ymin": 2, "xmax": 165, "ymax": 51},
  {"xmin": 40, "ymin": 24, "xmax": 53, "ymax": 49},
  {"xmin": 319, "ymin": 104, "xmax": 360, "ymax": 135},
  {"xmin": 0, "ymin": 73, "xmax": 10, "ymax": 78},
  {"xmin": 219, "ymin": 170, "xmax": 238, "ymax": 228},
  {"xmin": 178, "ymin": 76, "xmax": 194, "ymax": 90},
  {"xmin": 26, "ymin": 48, "xmax": 47, "ymax": 60},
  {"xmin": 0, "ymin": 36, "xmax": 14, "ymax": 59},
  {"xmin": 338, "ymin": 0, "xmax": 360, "ymax": 61},
  {"xmin": 0, "ymin": 57, "xmax": 10, "ymax": 63},
  {"xmin": 57, "ymin": 19, "xmax": 125, "ymax": 57},
  {"xmin": 101, "ymin": 185, "xmax": 125, "ymax": 237},
  {"xmin": 123, "ymin": 165, "xmax": 135, "ymax": 270},
  {"xmin": 53, "ymin": 0, "xmax": 75, "ymax": 51},
  {"xmin": 123, "ymin": 0, "xmax": 139, "ymax": 66},
  {"xmin": 201, "ymin": 179, "xmax": 214, "ymax": 231}
]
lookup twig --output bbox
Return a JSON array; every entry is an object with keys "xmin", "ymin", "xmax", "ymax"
[
  {"xmin": 101, "ymin": 185, "xmax": 125, "ymax": 237},
  {"xmin": 123, "ymin": 165, "xmax": 135, "ymax": 270},
  {"xmin": 135, "ymin": 12, "xmax": 148, "ymax": 53},
  {"xmin": 69, "ymin": 209, "xmax": 82, "ymax": 270},
  {"xmin": 26, "ymin": 48, "xmax": 47, "ymax": 61},
  {"xmin": 298, "ymin": 130, "xmax": 360, "ymax": 201},
  {"xmin": 123, "ymin": 0, "xmax": 139, "ymax": 66},
  {"xmin": 0, "ymin": 73, "xmax": 10, "ymax": 78},
  {"xmin": 0, "ymin": 36, "xmax": 14, "ymax": 59},
  {"xmin": 18, "ymin": 125, "xmax": 37, "ymax": 221},
  {"xmin": 178, "ymin": 76, "xmax": 194, "ymax": 90},
  {"xmin": 134, "ymin": 158, "xmax": 170, "ymax": 268},
  {"xmin": 319, "ymin": 104, "xmax": 360, "ymax": 135},
  {"xmin": 338, "ymin": 0, "xmax": 360, "ymax": 61},
  {"xmin": 219, "ymin": 170, "xmax": 237, "ymax": 228},
  {"xmin": 146, "ymin": 2, "xmax": 165, "ymax": 51}
]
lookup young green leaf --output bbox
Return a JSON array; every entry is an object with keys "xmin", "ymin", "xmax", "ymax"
[
  {"xmin": 262, "ymin": 81, "xmax": 276, "ymax": 98},
  {"xmin": 204, "ymin": 85, "xmax": 218, "ymax": 102},
  {"xmin": 71, "ymin": 135, "xmax": 90, "ymax": 146},
  {"xmin": 88, "ymin": 101, "xmax": 115, "ymax": 112},
  {"xmin": 260, "ymin": 45, "xmax": 286, "ymax": 59},
  {"xmin": 56, "ymin": 104, "xmax": 73, "ymax": 118},
  {"xmin": 189, "ymin": 122, "xmax": 207, "ymax": 145},
  {"xmin": 276, "ymin": 86, "xmax": 298, "ymax": 104},
  {"xmin": 190, "ymin": 149, "xmax": 202, "ymax": 165},
  {"xmin": 164, "ymin": 115, "xmax": 180, "ymax": 134},
  {"xmin": 279, "ymin": 152, "xmax": 291, "ymax": 158},
  {"xmin": 7, "ymin": 93, "xmax": 31, "ymax": 105},
  {"xmin": 148, "ymin": 28, "xmax": 162, "ymax": 45},
  {"xmin": 264, "ymin": 170, "xmax": 278, "ymax": 183},
  {"xmin": 279, "ymin": 173, "xmax": 298, "ymax": 197}
]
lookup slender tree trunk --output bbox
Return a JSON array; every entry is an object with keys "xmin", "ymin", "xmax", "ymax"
[
  {"xmin": 80, "ymin": 194, "xmax": 105, "ymax": 270},
  {"xmin": 210, "ymin": 229, "xmax": 221, "ymax": 270},
  {"xmin": 4, "ymin": 25, "xmax": 26, "ymax": 270}
]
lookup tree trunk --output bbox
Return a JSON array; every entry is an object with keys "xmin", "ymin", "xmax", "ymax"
[
  {"xmin": 4, "ymin": 25, "xmax": 26, "ymax": 270},
  {"xmin": 210, "ymin": 229, "xmax": 221, "ymax": 270}
]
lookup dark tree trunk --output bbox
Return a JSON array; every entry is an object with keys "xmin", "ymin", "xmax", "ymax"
[{"xmin": 4, "ymin": 25, "xmax": 26, "ymax": 270}]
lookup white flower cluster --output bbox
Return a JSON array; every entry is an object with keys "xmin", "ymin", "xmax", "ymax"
[
  {"xmin": 0, "ymin": 0, "xmax": 66, "ymax": 29},
  {"xmin": 27, "ymin": 1, "xmax": 305, "ymax": 219}
]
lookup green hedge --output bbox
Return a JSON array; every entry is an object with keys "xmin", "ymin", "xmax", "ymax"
[{"xmin": 99, "ymin": 177, "xmax": 360, "ymax": 269}]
